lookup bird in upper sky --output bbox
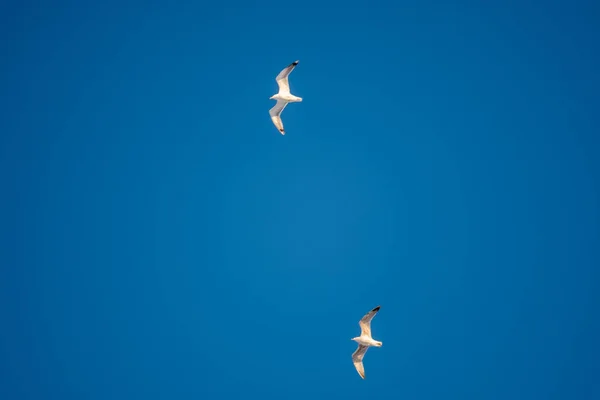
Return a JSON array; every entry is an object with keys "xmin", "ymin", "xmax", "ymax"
[
  {"xmin": 269, "ymin": 60, "xmax": 302, "ymax": 135},
  {"xmin": 351, "ymin": 306, "xmax": 382, "ymax": 379}
]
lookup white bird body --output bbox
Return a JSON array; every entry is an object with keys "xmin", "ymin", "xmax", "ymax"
[
  {"xmin": 352, "ymin": 335, "xmax": 382, "ymax": 347},
  {"xmin": 269, "ymin": 60, "xmax": 302, "ymax": 135},
  {"xmin": 351, "ymin": 306, "xmax": 382, "ymax": 379},
  {"xmin": 270, "ymin": 93, "xmax": 303, "ymax": 102}
]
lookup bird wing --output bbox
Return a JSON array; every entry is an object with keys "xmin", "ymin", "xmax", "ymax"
[
  {"xmin": 359, "ymin": 305, "xmax": 381, "ymax": 338},
  {"xmin": 269, "ymin": 99, "xmax": 289, "ymax": 135},
  {"xmin": 352, "ymin": 344, "xmax": 369, "ymax": 379},
  {"xmin": 275, "ymin": 60, "xmax": 299, "ymax": 94}
]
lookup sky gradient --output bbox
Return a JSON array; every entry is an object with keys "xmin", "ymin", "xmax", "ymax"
[{"xmin": 1, "ymin": 1, "xmax": 599, "ymax": 399}]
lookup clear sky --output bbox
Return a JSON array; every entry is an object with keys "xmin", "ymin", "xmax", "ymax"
[{"xmin": 1, "ymin": 0, "xmax": 599, "ymax": 399}]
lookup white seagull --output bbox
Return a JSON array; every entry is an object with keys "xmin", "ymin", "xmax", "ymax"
[
  {"xmin": 351, "ymin": 306, "xmax": 382, "ymax": 379},
  {"xmin": 269, "ymin": 60, "xmax": 303, "ymax": 135}
]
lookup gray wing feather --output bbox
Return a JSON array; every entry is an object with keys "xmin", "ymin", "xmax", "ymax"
[
  {"xmin": 352, "ymin": 345, "xmax": 369, "ymax": 379},
  {"xmin": 275, "ymin": 60, "xmax": 299, "ymax": 94},
  {"xmin": 359, "ymin": 305, "xmax": 381, "ymax": 337},
  {"xmin": 269, "ymin": 100, "xmax": 289, "ymax": 135}
]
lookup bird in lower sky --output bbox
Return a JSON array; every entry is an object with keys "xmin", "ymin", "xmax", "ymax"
[{"xmin": 351, "ymin": 306, "xmax": 383, "ymax": 379}]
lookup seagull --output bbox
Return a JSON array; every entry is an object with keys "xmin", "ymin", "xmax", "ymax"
[
  {"xmin": 269, "ymin": 60, "xmax": 303, "ymax": 135},
  {"xmin": 351, "ymin": 306, "xmax": 382, "ymax": 379}
]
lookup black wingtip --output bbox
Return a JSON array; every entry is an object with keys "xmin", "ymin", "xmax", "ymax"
[
  {"xmin": 373, "ymin": 305, "xmax": 381, "ymax": 312},
  {"xmin": 293, "ymin": 60, "xmax": 299, "ymax": 65}
]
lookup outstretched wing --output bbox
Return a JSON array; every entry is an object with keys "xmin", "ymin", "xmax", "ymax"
[
  {"xmin": 359, "ymin": 305, "xmax": 381, "ymax": 338},
  {"xmin": 275, "ymin": 60, "xmax": 299, "ymax": 94},
  {"xmin": 352, "ymin": 344, "xmax": 369, "ymax": 379},
  {"xmin": 269, "ymin": 99, "xmax": 289, "ymax": 135}
]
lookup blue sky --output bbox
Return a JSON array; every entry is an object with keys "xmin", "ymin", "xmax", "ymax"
[{"xmin": 1, "ymin": 0, "xmax": 599, "ymax": 399}]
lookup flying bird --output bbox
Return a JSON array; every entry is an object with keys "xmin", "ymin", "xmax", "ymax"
[
  {"xmin": 269, "ymin": 60, "xmax": 303, "ymax": 135},
  {"xmin": 351, "ymin": 306, "xmax": 382, "ymax": 379}
]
